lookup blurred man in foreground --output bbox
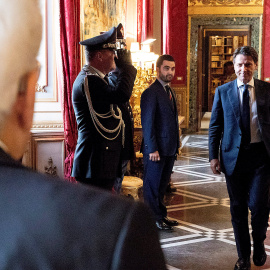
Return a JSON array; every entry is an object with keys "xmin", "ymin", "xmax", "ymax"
[{"xmin": 0, "ymin": 1, "xmax": 167, "ymax": 269}]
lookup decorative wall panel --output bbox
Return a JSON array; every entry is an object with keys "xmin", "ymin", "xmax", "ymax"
[
  {"xmin": 23, "ymin": 131, "xmax": 65, "ymax": 179},
  {"xmin": 173, "ymin": 86, "xmax": 187, "ymax": 129}
]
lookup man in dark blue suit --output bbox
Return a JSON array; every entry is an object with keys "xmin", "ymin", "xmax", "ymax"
[
  {"xmin": 209, "ymin": 46, "xmax": 270, "ymax": 270},
  {"xmin": 141, "ymin": 54, "xmax": 180, "ymax": 231}
]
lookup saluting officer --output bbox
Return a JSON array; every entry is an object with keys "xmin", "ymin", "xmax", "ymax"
[{"xmin": 72, "ymin": 27, "xmax": 137, "ymax": 190}]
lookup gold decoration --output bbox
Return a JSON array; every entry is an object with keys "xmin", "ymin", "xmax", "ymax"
[
  {"xmin": 35, "ymin": 83, "xmax": 47, "ymax": 93},
  {"xmin": 130, "ymin": 67, "xmax": 156, "ymax": 128},
  {"xmin": 121, "ymin": 176, "xmax": 143, "ymax": 200},
  {"xmin": 133, "ymin": 133, "xmax": 143, "ymax": 153},
  {"xmin": 44, "ymin": 157, "xmax": 58, "ymax": 176},
  {"xmin": 188, "ymin": 0, "xmax": 262, "ymax": 5}
]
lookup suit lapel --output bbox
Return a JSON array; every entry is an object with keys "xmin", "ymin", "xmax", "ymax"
[
  {"xmin": 254, "ymin": 79, "xmax": 266, "ymax": 129},
  {"xmin": 155, "ymin": 80, "xmax": 175, "ymax": 112},
  {"xmin": 254, "ymin": 79, "xmax": 264, "ymax": 103},
  {"xmin": 228, "ymin": 80, "xmax": 241, "ymax": 127}
]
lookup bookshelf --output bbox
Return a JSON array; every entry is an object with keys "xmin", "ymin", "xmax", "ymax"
[{"xmin": 208, "ymin": 35, "xmax": 248, "ymax": 107}]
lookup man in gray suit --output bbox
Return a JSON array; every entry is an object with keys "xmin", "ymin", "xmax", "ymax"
[
  {"xmin": 209, "ymin": 46, "xmax": 270, "ymax": 270},
  {"xmin": 0, "ymin": 1, "xmax": 167, "ymax": 269}
]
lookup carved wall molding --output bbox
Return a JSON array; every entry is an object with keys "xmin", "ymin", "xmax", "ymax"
[
  {"xmin": 35, "ymin": 83, "xmax": 47, "ymax": 93},
  {"xmin": 172, "ymin": 85, "xmax": 188, "ymax": 128},
  {"xmin": 188, "ymin": 0, "xmax": 262, "ymax": 6},
  {"xmin": 32, "ymin": 123, "xmax": 64, "ymax": 129},
  {"xmin": 44, "ymin": 157, "xmax": 58, "ymax": 177}
]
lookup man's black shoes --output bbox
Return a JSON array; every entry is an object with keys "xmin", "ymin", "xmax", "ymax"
[
  {"xmin": 234, "ymin": 258, "xmax": 251, "ymax": 270},
  {"xmin": 156, "ymin": 217, "xmax": 178, "ymax": 231},
  {"xmin": 253, "ymin": 243, "xmax": 267, "ymax": 266},
  {"xmin": 156, "ymin": 220, "xmax": 173, "ymax": 231},
  {"xmin": 162, "ymin": 217, "xmax": 179, "ymax": 226},
  {"xmin": 166, "ymin": 182, "xmax": 177, "ymax": 193}
]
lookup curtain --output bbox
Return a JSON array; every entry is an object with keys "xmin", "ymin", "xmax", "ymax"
[
  {"xmin": 162, "ymin": 0, "xmax": 169, "ymax": 54},
  {"xmin": 137, "ymin": 0, "xmax": 153, "ymax": 43},
  {"xmin": 262, "ymin": 0, "xmax": 270, "ymax": 80},
  {"xmin": 59, "ymin": 0, "xmax": 80, "ymax": 181},
  {"xmin": 162, "ymin": 0, "xmax": 188, "ymax": 84}
]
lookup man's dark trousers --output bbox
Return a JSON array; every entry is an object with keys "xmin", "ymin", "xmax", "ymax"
[
  {"xmin": 225, "ymin": 142, "xmax": 270, "ymax": 259},
  {"xmin": 143, "ymin": 154, "xmax": 175, "ymax": 221}
]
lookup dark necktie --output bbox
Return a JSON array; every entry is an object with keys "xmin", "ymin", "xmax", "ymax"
[
  {"xmin": 241, "ymin": 84, "xmax": 251, "ymax": 145},
  {"xmin": 165, "ymin": 85, "xmax": 175, "ymax": 113},
  {"xmin": 165, "ymin": 85, "xmax": 172, "ymax": 101}
]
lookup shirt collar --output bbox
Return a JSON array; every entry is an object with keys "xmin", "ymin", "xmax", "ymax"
[
  {"xmin": 237, "ymin": 78, "xmax": 254, "ymax": 88},
  {"xmin": 0, "ymin": 139, "xmax": 9, "ymax": 154},
  {"xmin": 157, "ymin": 78, "xmax": 170, "ymax": 88},
  {"xmin": 90, "ymin": 66, "xmax": 106, "ymax": 79}
]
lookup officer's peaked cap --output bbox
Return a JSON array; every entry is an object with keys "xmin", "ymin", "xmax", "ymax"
[{"xmin": 79, "ymin": 27, "xmax": 117, "ymax": 51}]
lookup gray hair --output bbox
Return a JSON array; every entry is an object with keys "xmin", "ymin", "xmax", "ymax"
[{"xmin": 0, "ymin": 0, "xmax": 42, "ymax": 131}]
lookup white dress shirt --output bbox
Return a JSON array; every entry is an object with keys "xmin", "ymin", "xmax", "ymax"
[
  {"xmin": 0, "ymin": 139, "xmax": 9, "ymax": 154},
  {"xmin": 237, "ymin": 78, "xmax": 262, "ymax": 143},
  {"xmin": 90, "ymin": 66, "xmax": 106, "ymax": 79},
  {"xmin": 157, "ymin": 78, "xmax": 171, "ymax": 93}
]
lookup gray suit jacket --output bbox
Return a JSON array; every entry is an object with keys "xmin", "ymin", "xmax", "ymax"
[
  {"xmin": 209, "ymin": 78, "xmax": 270, "ymax": 176},
  {"xmin": 0, "ymin": 148, "xmax": 166, "ymax": 269}
]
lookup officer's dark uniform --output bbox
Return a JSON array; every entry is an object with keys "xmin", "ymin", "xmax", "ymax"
[
  {"xmin": 72, "ymin": 27, "xmax": 137, "ymax": 190},
  {"xmin": 108, "ymin": 68, "xmax": 135, "ymax": 193}
]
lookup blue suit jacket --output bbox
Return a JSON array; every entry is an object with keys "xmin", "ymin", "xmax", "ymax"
[
  {"xmin": 209, "ymin": 78, "xmax": 270, "ymax": 176},
  {"xmin": 141, "ymin": 79, "xmax": 180, "ymax": 156},
  {"xmin": 0, "ymin": 148, "xmax": 166, "ymax": 269}
]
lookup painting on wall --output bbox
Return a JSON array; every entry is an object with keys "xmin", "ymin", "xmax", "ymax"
[{"xmin": 81, "ymin": 0, "xmax": 126, "ymax": 63}]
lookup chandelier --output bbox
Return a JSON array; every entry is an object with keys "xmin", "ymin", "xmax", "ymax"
[{"xmin": 129, "ymin": 39, "xmax": 159, "ymax": 128}]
